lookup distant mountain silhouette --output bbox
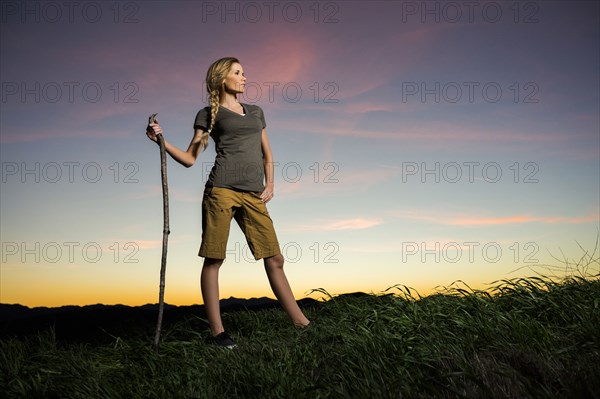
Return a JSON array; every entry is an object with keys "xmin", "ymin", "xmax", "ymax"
[{"xmin": 0, "ymin": 296, "xmax": 322, "ymax": 343}]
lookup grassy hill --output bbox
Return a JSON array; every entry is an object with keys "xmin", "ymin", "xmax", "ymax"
[{"xmin": 1, "ymin": 274, "xmax": 599, "ymax": 398}]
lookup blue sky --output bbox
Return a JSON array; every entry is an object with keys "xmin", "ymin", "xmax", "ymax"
[{"xmin": 1, "ymin": 0, "xmax": 598, "ymax": 306}]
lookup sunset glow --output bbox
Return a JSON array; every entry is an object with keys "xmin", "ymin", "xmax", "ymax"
[{"xmin": 1, "ymin": 1, "xmax": 598, "ymax": 307}]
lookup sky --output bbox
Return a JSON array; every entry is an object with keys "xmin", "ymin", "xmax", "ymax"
[{"xmin": 1, "ymin": 0, "xmax": 599, "ymax": 307}]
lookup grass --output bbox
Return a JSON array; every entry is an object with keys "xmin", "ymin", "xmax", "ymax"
[{"xmin": 1, "ymin": 254, "xmax": 599, "ymax": 398}]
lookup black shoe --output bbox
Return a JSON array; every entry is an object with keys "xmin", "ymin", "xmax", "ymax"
[{"xmin": 212, "ymin": 331, "xmax": 237, "ymax": 349}]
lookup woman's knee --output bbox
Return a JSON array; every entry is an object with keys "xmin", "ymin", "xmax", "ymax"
[
  {"xmin": 203, "ymin": 257, "xmax": 224, "ymax": 269},
  {"xmin": 264, "ymin": 253, "xmax": 284, "ymax": 270}
]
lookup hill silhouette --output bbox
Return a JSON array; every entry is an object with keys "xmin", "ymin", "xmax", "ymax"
[{"xmin": 0, "ymin": 295, "xmax": 328, "ymax": 343}]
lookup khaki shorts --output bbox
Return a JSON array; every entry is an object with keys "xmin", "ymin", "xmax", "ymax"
[{"xmin": 198, "ymin": 186, "xmax": 281, "ymax": 260}]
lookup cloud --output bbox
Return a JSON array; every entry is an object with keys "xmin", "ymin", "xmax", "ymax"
[
  {"xmin": 131, "ymin": 240, "xmax": 163, "ymax": 250},
  {"xmin": 393, "ymin": 210, "xmax": 600, "ymax": 226},
  {"xmin": 276, "ymin": 165, "xmax": 398, "ymax": 200},
  {"xmin": 274, "ymin": 120, "xmax": 575, "ymax": 151},
  {"xmin": 0, "ymin": 102, "xmax": 150, "ymax": 144},
  {"xmin": 291, "ymin": 217, "xmax": 383, "ymax": 232}
]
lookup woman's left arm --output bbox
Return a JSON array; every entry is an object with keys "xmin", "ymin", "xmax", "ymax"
[{"xmin": 260, "ymin": 128, "xmax": 275, "ymax": 203}]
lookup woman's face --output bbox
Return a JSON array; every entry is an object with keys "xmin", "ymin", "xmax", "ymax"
[{"xmin": 222, "ymin": 62, "xmax": 246, "ymax": 94}]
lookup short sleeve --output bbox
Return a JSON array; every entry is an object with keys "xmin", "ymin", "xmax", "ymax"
[
  {"xmin": 194, "ymin": 106, "xmax": 210, "ymax": 131},
  {"xmin": 255, "ymin": 105, "xmax": 266, "ymax": 129}
]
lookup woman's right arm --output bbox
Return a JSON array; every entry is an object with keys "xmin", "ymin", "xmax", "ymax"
[{"xmin": 146, "ymin": 123, "xmax": 205, "ymax": 168}]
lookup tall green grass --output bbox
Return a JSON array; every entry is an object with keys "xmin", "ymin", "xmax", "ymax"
[{"xmin": 1, "ymin": 254, "xmax": 598, "ymax": 398}]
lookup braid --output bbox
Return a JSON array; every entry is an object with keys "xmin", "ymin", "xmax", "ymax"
[{"xmin": 200, "ymin": 89, "xmax": 219, "ymax": 151}]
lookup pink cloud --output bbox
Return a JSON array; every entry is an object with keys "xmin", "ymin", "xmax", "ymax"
[
  {"xmin": 131, "ymin": 240, "xmax": 163, "ymax": 250},
  {"xmin": 276, "ymin": 165, "xmax": 397, "ymax": 200},
  {"xmin": 448, "ymin": 215, "xmax": 551, "ymax": 226},
  {"xmin": 394, "ymin": 210, "xmax": 600, "ymax": 226},
  {"xmin": 273, "ymin": 117, "xmax": 571, "ymax": 145},
  {"xmin": 290, "ymin": 217, "xmax": 383, "ymax": 232},
  {"xmin": 325, "ymin": 218, "xmax": 383, "ymax": 230},
  {"xmin": 0, "ymin": 101, "xmax": 149, "ymax": 144},
  {"xmin": 0, "ymin": 126, "xmax": 134, "ymax": 144}
]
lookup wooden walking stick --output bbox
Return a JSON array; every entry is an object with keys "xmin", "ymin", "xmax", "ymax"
[{"xmin": 148, "ymin": 113, "xmax": 170, "ymax": 352}]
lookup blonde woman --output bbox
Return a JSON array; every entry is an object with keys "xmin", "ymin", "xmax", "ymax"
[{"xmin": 146, "ymin": 57, "xmax": 311, "ymax": 348}]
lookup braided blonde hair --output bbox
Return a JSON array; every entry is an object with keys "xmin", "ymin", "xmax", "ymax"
[{"xmin": 199, "ymin": 57, "xmax": 240, "ymax": 151}]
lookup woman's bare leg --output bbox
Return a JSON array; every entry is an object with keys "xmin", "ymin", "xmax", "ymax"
[
  {"xmin": 264, "ymin": 253, "xmax": 310, "ymax": 327},
  {"xmin": 201, "ymin": 257, "xmax": 225, "ymax": 336}
]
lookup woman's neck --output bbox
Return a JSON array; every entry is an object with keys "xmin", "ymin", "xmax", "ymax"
[{"xmin": 220, "ymin": 92, "xmax": 239, "ymax": 108}]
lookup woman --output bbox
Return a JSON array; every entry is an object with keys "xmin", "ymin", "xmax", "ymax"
[{"xmin": 146, "ymin": 57, "xmax": 311, "ymax": 348}]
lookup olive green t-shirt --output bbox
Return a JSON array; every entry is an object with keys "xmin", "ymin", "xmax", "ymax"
[{"xmin": 194, "ymin": 103, "xmax": 266, "ymax": 192}]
